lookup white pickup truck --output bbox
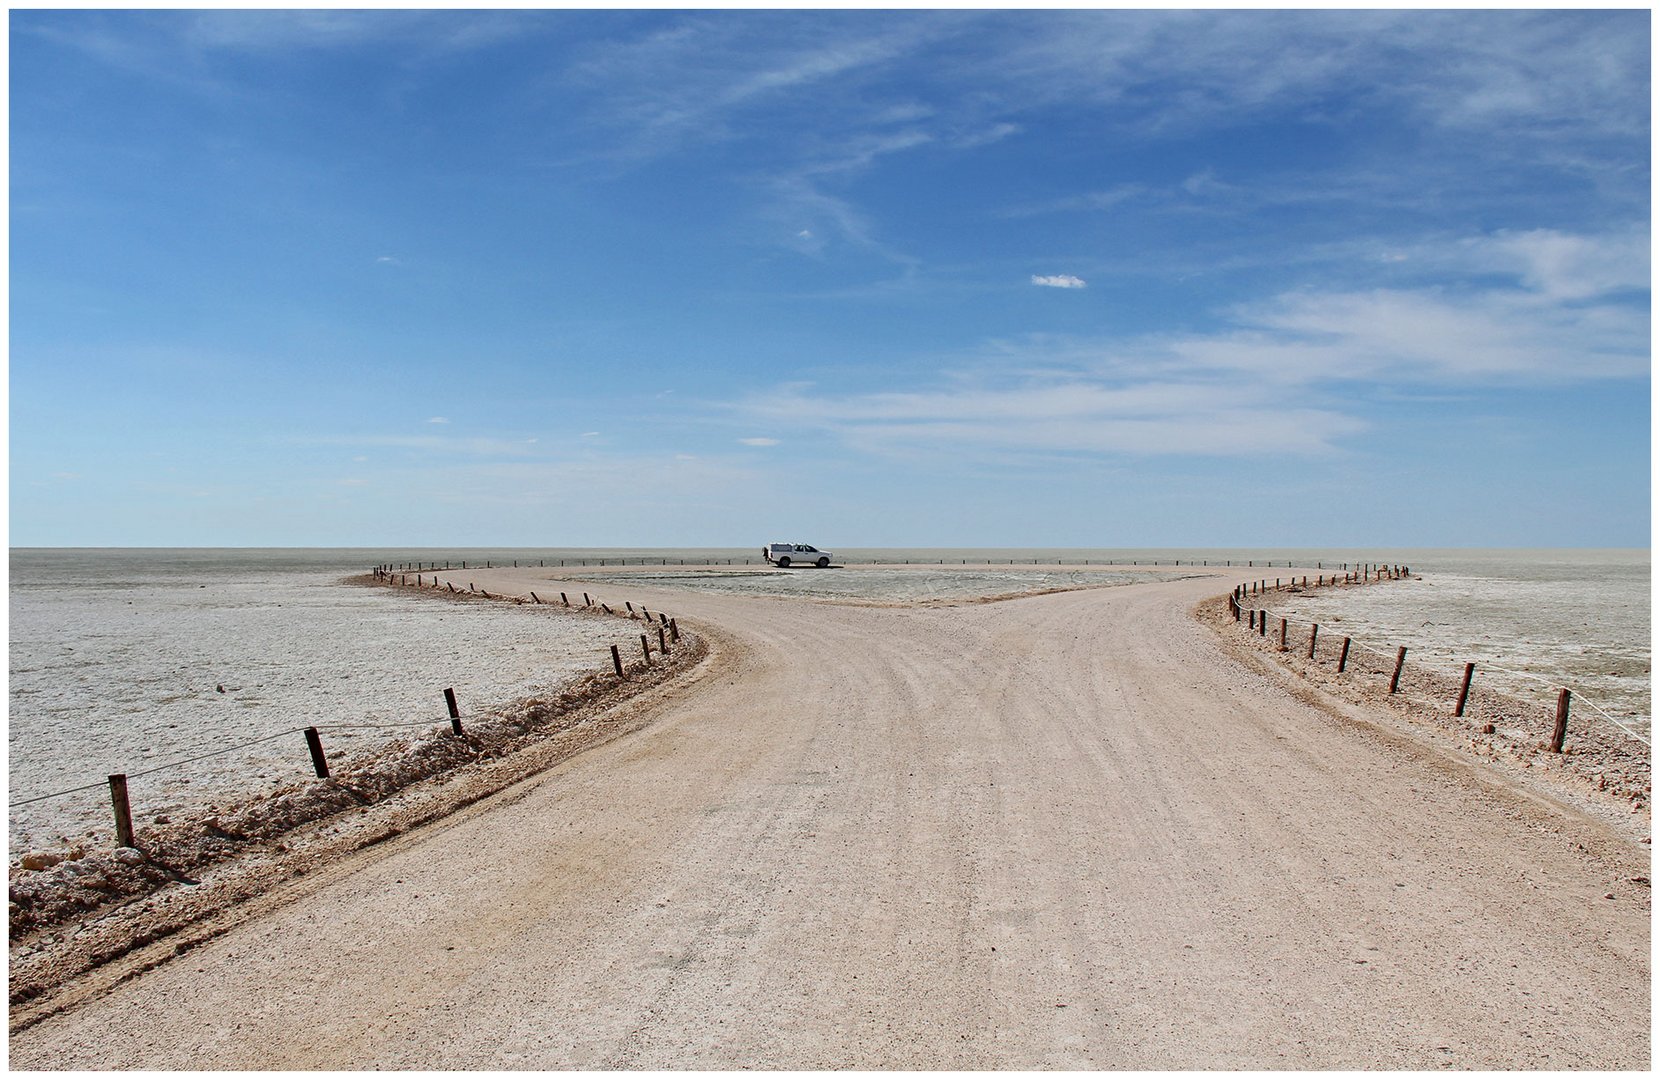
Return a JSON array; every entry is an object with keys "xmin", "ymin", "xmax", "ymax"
[{"xmin": 763, "ymin": 543, "xmax": 832, "ymax": 568}]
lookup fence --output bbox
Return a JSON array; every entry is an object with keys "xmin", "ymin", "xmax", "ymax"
[
  {"xmin": 1224, "ymin": 568, "xmax": 1650, "ymax": 754},
  {"xmin": 11, "ymin": 580, "xmax": 689, "ymax": 858},
  {"xmin": 372, "ymin": 556, "xmax": 1370, "ymax": 570}
]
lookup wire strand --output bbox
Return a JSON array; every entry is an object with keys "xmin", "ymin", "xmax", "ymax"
[
  {"xmin": 1247, "ymin": 595, "xmax": 1651, "ymax": 744},
  {"xmin": 8, "ymin": 779, "xmax": 111, "ymax": 808}
]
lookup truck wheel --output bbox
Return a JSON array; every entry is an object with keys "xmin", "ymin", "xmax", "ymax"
[
  {"xmin": 777, "ymin": 556, "xmax": 791, "ymax": 568},
  {"xmin": 816, "ymin": 557, "xmax": 829, "ymax": 567}
]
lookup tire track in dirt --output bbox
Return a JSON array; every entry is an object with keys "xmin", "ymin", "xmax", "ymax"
[{"xmin": 8, "ymin": 568, "xmax": 1649, "ymax": 1069}]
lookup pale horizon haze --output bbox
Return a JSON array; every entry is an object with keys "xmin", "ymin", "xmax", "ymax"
[{"xmin": 9, "ymin": 8, "xmax": 1652, "ymax": 549}]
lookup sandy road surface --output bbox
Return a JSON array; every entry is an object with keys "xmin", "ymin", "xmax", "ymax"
[{"xmin": 10, "ymin": 569, "xmax": 1649, "ymax": 1068}]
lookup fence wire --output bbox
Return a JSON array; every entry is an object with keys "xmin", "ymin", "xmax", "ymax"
[
  {"xmin": 1234, "ymin": 582, "xmax": 1649, "ymax": 747},
  {"xmin": 10, "ymin": 585, "xmax": 677, "ymax": 813}
]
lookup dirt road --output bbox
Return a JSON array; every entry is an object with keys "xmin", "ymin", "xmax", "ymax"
[{"xmin": 10, "ymin": 569, "xmax": 1649, "ymax": 1068}]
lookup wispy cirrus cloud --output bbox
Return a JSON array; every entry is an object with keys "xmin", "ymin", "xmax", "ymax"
[
  {"xmin": 1031, "ymin": 274, "xmax": 1086, "ymax": 289},
  {"xmin": 729, "ymin": 226, "xmax": 1647, "ymax": 461},
  {"xmin": 739, "ymin": 378, "xmax": 1364, "ymax": 459},
  {"xmin": 1455, "ymin": 228, "xmax": 1650, "ymax": 301},
  {"xmin": 14, "ymin": 9, "xmax": 540, "ymax": 98}
]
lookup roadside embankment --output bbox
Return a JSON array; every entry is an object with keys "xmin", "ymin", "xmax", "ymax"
[
  {"xmin": 1200, "ymin": 572, "xmax": 1651, "ymax": 846},
  {"xmin": 9, "ymin": 575, "xmax": 712, "ymax": 1018}
]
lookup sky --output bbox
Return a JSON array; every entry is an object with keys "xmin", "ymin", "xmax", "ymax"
[{"xmin": 8, "ymin": 7, "xmax": 1652, "ymax": 548}]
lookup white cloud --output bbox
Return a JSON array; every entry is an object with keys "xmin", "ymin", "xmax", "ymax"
[
  {"xmin": 741, "ymin": 380, "xmax": 1361, "ymax": 458},
  {"xmin": 1004, "ymin": 185, "xmax": 1145, "ymax": 218},
  {"xmin": 1032, "ymin": 274, "xmax": 1087, "ymax": 289},
  {"xmin": 729, "ymin": 226, "xmax": 1646, "ymax": 462},
  {"xmin": 951, "ymin": 121, "xmax": 1020, "ymax": 150},
  {"xmin": 739, "ymin": 437, "xmax": 781, "ymax": 446},
  {"xmin": 1463, "ymin": 228, "xmax": 1649, "ymax": 301},
  {"xmin": 427, "ymin": 416, "xmax": 449, "ymax": 424}
]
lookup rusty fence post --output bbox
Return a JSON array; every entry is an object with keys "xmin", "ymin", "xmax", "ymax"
[
  {"xmin": 303, "ymin": 727, "xmax": 329, "ymax": 778},
  {"xmin": 1338, "ymin": 637, "xmax": 1351, "ymax": 673},
  {"xmin": 444, "ymin": 687, "xmax": 463, "ymax": 736},
  {"xmin": 1551, "ymin": 689, "xmax": 1571, "ymax": 752},
  {"xmin": 1389, "ymin": 646, "xmax": 1407, "ymax": 694},
  {"xmin": 1455, "ymin": 662, "xmax": 1475, "ymax": 717},
  {"xmin": 108, "ymin": 774, "xmax": 135, "ymax": 849},
  {"xmin": 1308, "ymin": 623, "xmax": 1318, "ymax": 659},
  {"xmin": 611, "ymin": 645, "xmax": 624, "ymax": 677}
]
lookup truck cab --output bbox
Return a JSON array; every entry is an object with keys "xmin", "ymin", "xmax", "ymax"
[{"xmin": 764, "ymin": 543, "xmax": 831, "ymax": 568}]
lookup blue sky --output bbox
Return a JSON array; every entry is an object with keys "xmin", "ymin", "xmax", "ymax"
[{"xmin": 9, "ymin": 8, "xmax": 1651, "ymax": 547}]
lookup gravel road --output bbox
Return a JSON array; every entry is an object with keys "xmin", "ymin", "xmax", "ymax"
[{"xmin": 9, "ymin": 569, "xmax": 1649, "ymax": 1068}]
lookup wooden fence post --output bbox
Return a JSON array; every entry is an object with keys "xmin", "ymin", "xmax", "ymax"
[
  {"xmin": 108, "ymin": 774, "xmax": 135, "ymax": 849},
  {"xmin": 611, "ymin": 645, "xmax": 624, "ymax": 677},
  {"xmin": 1551, "ymin": 689, "xmax": 1570, "ymax": 752},
  {"xmin": 640, "ymin": 635, "xmax": 652, "ymax": 665},
  {"xmin": 530, "ymin": 592, "xmax": 541, "ymax": 604},
  {"xmin": 670, "ymin": 618, "xmax": 679, "ymax": 642},
  {"xmin": 561, "ymin": 592, "xmax": 569, "ymax": 606},
  {"xmin": 303, "ymin": 727, "xmax": 329, "ymax": 778},
  {"xmin": 1308, "ymin": 623, "xmax": 1318, "ymax": 659},
  {"xmin": 1338, "ymin": 637, "xmax": 1351, "ymax": 673},
  {"xmin": 1455, "ymin": 662, "xmax": 1475, "ymax": 717},
  {"xmin": 1279, "ymin": 618, "xmax": 1288, "ymax": 650},
  {"xmin": 444, "ymin": 687, "xmax": 463, "ymax": 736},
  {"xmin": 659, "ymin": 626, "xmax": 669, "ymax": 655},
  {"xmin": 1389, "ymin": 646, "xmax": 1407, "ymax": 693}
]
